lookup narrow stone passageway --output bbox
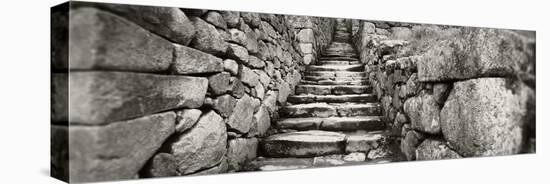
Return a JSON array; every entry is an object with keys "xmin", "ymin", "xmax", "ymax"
[{"xmin": 244, "ymin": 20, "xmax": 404, "ymax": 171}]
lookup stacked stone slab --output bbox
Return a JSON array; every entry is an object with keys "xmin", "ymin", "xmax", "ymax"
[
  {"xmin": 351, "ymin": 19, "xmax": 536, "ymax": 161},
  {"xmin": 246, "ymin": 19, "xmax": 395, "ymax": 171},
  {"xmin": 51, "ymin": 2, "xmax": 337, "ymax": 182}
]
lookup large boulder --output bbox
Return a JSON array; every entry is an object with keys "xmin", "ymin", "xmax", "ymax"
[
  {"xmin": 68, "ymin": 8, "xmax": 173, "ymax": 72},
  {"xmin": 167, "ymin": 111, "xmax": 227, "ymax": 174},
  {"xmin": 403, "ymin": 94, "xmax": 441, "ymax": 134},
  {"xmin": 418, "ymin": 28, "xmax": 529, "ymax": 82},
  {"xmin": 440, "ymin": 78, "xmax": 531, "ymax": 157},
  {"xmin": 189, "ymin": 17, "xmax": 228, "ymax": 56},
  {"xmin": 78, "ymin": 2, "xmax": 196, "ymax": 45},
  {"xmin": 67, "ymin": 72, "xmax": 207, "ymax": 125},
  {"xmin": 69, "ymin": 112, "xmax": 176, "ymax": 182}
]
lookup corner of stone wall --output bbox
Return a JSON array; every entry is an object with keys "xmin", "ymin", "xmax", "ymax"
[
  {"xmin": 50, "ymin": 2, "xmax": 335, "ymax": 182},
  {"xmin": 351, "ymin": 20, "xmax": 536, "ymax": 161}
]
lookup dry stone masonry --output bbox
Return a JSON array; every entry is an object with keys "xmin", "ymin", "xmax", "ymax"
[
  {"xmin": 51, "ymin": 1, "xmax": 334, "ymax": 182},
  {"xmin": 350, "ymin": 20, "xmax": 535, "ymax": 160},
  {"xmin": 51, "ymin": 1, "xmax": 535, "ymax": 183}
]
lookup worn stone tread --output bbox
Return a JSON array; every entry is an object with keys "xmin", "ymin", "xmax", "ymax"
[
  {"xmin": 261, "ymin": 130, "xmax": 346, "ymax": 157},
  {"xmin": 281, "ymin": 103, "xmax": 382, "ymax": 118},
  {"xmin": 317, "ymin": 60, "xmax": 361, "ymax": 65},
  {"xmin": 305, "ymin": 71, "xmax": 366, "ymax": 78},
  {"xmin": 296, "ymin": 85, "xmax": 373, "ymax": 95},
  {"xmin": 300, "ymin": 79, "xmax": 369, "ymax": 86},
  {"xmin": 307, "ymin": 64, "xmax": 364, "ymax": 72},
  {"xmin": 275, "ymin": 116, "xmax": 385, "ymax": 131},
  {"xmin": 243, "ymin": 157, "xmax": 313, "ymax": 171},
  {"xmin": 319, "ymin": 56, "xmax": 359, "ymax": 61},
  {"xmin": 287, "ymin": 94, "xmax": 376, "ymax": 104}
]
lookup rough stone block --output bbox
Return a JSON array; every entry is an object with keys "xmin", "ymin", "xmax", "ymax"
[
  {"xmin": 415, "ymin": 139, "xmax": 462, "ymax": 160},
  {"xmin": 297, "ymin": 28, "xmax": 314, "ymax": 43},
  {"xmin": 221, "ymin": 11, "xmax": 240, "ymax": 28},
  {"xmin": 69, "ymin": 112, "xmax": 176, "ymax": 182},
  {"xmin": 68, "ymin": 72, "xmax": 207, "ymax": 124},
  {"xmin": 190, "ymin": 17, "xmax": 228, "ymax": 56},
  {"xmin": 223, "ymin": 59, "xmax": 239, "ymax": 75},
  {"xmin": 227, "ymin": 95, "xmax": 260, "ymax": 134},
  {"xmin": 208, "ymin": 72, "xmax": 231, "ymax": 96},
  {"xmin": 239, "ymin": 65, "xmax": 259, "ymax": 87},
  {"xmin": 83, "ymin": 2, "xmax": 196, "ymax": 45},
  {"xmin": 418, "ymin": 28, "xmax": 529, "ymax": 82},
  {"xmin": 227, "ymin": 43, "xmax": 249, "ymax": 63},
  {"xmin": 167, "ymin": 111, "xmax": 227, "ymax": 174},
  {"xmin": 139, "ymin": 153, "xmax": 178, "ymax": 178},
  {"xmin": 403, "ymin": 94, "xmax": 441, "ymax": 134},
  {"xmin": 440, "ymin": 78, "xmax": 531, "ymax": 157},
  {"xmin": 69, "ymin": 8, "xmax": 173, "ymax": 72},
  {"xmin": 203, "ymin": 11, "xmax": 227, "ymax": 29},
  {"xmin": 227, "ymin": 138, "xmax": 258, "ymax": 171},
  {"xmin": 172, "ymin": 44, "xmax": 223, "ymax": 74},
  {"xmin": 211, "ymin": 94, "xmax": 237, "ymax": 118}
]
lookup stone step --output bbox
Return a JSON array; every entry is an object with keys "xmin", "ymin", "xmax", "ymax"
[
  {"xmin": 324, "ymin": 47, "xmax": 355, "ymax": 52},
  {"xmin": 260, "ymin": 130, "xmax": 387, "ymax": 158},
  {"xmin": 295, "ymin": 85, "xmax": 372, "ymax": 95},
  {"xmin": 303, "ymin": 76, "xmax": 368, "ymax": 82},
  {"xmin": 306, "ymin": 64, "xmax": 364, "ymax": 72},
  {"xmin": 287, "ymin": 94, "xmax": 376, "ymax": 104},
  {"xmin": 322, "ymin": 53, "xmax": 357, "ymax": 58},
  {"xmin": 319, "ymin": 56, "xmax": 358, "ymax": 61},
  {"xmin": 305, "ymin": 71, "xmax": 366, "ymax": 78},
  {"xmin": 280, "ymin": 103, "xmax": 382, "ymax": 118},
  {"xmin": 300, "ymin": 79, "xmax": 369, "ymax": 86},
  {"xmin": 244, "ymin": 154, "xmax": 393, "ymax": 171},
  {"xmin": 260, "ymin": 130, "xmax": 346, "ymax": 157},
  {"xmin": 275, "ymin": 116, "xmax": 385, "ymax": 131},
  {"xmin": 242, "ymin": 157, "xmax": 314, "ymax": 171},
  {"xmin": 317, "ymin": 60, "xmax": 361, "ymax": 65}
]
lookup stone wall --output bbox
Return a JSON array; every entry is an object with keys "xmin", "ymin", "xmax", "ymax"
[
  {"xmin": 351, "ymin": 20, "xmax": 536, "ymax": 161},
  {"xmin": 50, "ymin": 2, "xmax": 335, "ymax": 182}
]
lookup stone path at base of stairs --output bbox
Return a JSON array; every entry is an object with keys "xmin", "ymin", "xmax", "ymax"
[{"xmin": 243, "ymin": 19, "xmax": 405, "ymax": 171}]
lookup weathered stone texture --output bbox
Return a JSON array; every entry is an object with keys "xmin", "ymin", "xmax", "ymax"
[
  {"xmin": 227, "ymin": 95, "xmax": 260, "ymax": 134},
  {"xmin": 140, "ymin": 153, "xmax": 178, "ymax": 178},
  {"xmin": 415, "ymin": 139, "xmax": 462, "ymax": 160},
  {"xmin": 52, "ymin": 74, "xmax": 68, "ymax": 122},
  {"xmin": 418, "ymin": 28, "xmax": 529, "ymax": 82},
  {"xmin": 69, "ymin": 112, "xmax": 176, "ymax": 182},
  {"xmin": 227, "ymin": 138, "xmax": 259, "ymax": 171},
  {"xmin": 175, "ymin": 109, "xmax": 202, "ymax": 133},
  {"xmin": 440, "ymin": 78, "xmax": 530, "ymax": 157},
  {"xmin": 51, "ymin": 125, "xmax": 69, "ymax": 181},
  {"xmin": 83, "ymin": 3, "xmax": 196, "ymax": 45},
  {"xmin": 190, "ymin": 17, "xmax": 228, "ymax": 56},
  {"xmin": 208, "ymin": 72, "xmax": 231, "ymax": 96},
  {"xmin": 167, "ymin": 111, "xmax": 227, "ymax": 174},
  {"xmin": 172, "ymin": 44, "xmax": 223, "ymax": 74},
  {"xmin": 68, "ymin": 72, "xmax": 207, "ymax": 124},
  {"xmin": 203, "ymin": 11, "xmax": 227, "ymax": 29},
  {"xmin": 210, "ymin": 94, "xmax": 238, "ymax": 118},
  {"xmin": 69, "ymin": 8, "xmax": 173, "ymax": 72},
  {"xmin": 403, "ymin": 94, "xmax": 441, "ymax": 134}
]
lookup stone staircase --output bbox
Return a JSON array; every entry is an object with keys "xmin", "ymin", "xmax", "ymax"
[{"xmin": 244, "ymin": 20, "xmax": 399, "ymax": 171}]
